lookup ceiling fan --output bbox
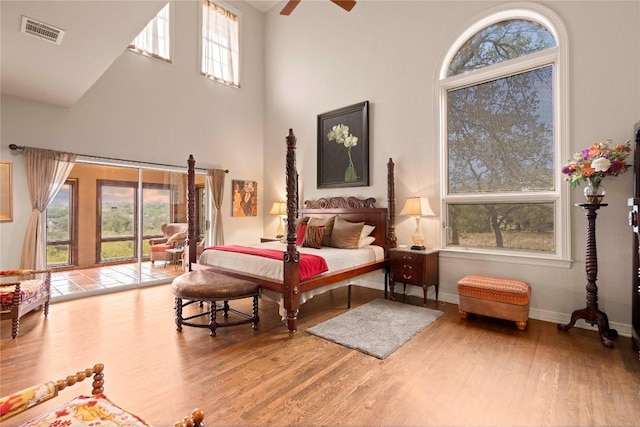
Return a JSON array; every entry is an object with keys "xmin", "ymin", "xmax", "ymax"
[{"xmin": 280, "ymin": 0, "xmax": 357, "ymax": 16}]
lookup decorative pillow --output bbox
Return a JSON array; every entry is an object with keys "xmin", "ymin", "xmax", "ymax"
[
  {"xmin": 302, "ymin": 226, "xmax": 325, "ymax": 249},
  {"xmin": 296, "ymin": 216, "xmax": 310, "ymax": 229},
  {"xmin": 166, "ymin": 231, "xmax": 187, "ymax": 246},
  {"xmin": 330, "ymin": 216, "xmax": 365, "ymax": 249},
  {"xmin": 296, "ymin": 224, "xmax": 307, "ymax": 246},
  {"xmin": 308, "ymin": 216, "xmax": 335, "ymax": 246},
  {"xmin": 360, "ymin": 224, "xmax": 375, "ymax": 238},
  {"xmin": 358, "ymin": 236, "xmax": 376, "ymax": 248}
]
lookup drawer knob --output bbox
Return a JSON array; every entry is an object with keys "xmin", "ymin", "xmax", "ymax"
[
  {"xmin": 402, "ymin": 255, "xmax": 412, "ymax": 260},
  {"xmin": 403, "ymin": 264, "xmax": 413, "ymax": 270},
  {"xmin": 402, "ymin": 274, "xmax": 413, "ymax": 280}
]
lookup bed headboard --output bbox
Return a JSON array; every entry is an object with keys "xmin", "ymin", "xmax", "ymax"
[{"xmin": 300, "ymin": 197, "xmax": 390, "ymax": 254}]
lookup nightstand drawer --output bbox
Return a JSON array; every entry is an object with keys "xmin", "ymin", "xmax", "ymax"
[
  {"xmin": 393, "ymin": 267, "xmax": 423, "ymax": 286},
  {"xmin": 390, "ymin": 251, "xmax": 424, "ymax": 266}
]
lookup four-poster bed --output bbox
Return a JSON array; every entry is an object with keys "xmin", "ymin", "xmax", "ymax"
[{"xmin": 186, "ymin": 129, "xmax": 397, "ymax": 333}]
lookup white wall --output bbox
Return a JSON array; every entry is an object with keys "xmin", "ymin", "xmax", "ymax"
[
  {"xmin": 262, "ymin": 1, "xmax": 640, "ymax": 332},
  {"xmin": 1, "ymin": 0, "xmax": 638, "ymax": 334},
  {"xmin": 0, "ymin": 0, "xmax": 266, "ymax": 270}
]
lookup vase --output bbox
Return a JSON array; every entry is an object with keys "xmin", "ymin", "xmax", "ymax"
[
  {"xmin": 344, "ymin": 148, "xmax": 357, "ymax": 182},
  {"xmin": 584, "ymin": 177, "xmax": 605, "ymax": 204}
]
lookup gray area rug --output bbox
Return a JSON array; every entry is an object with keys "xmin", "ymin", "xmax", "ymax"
[{"xmin": 306, "ymin": 298, "xmax": 443, "ymax": 359}]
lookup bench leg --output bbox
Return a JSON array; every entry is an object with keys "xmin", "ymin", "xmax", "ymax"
[
  {"xmin": 459, "ymin": 310, "xmax": 468, "ymax": 320},
  {"xmin": 516, "ymin": 320, "xmax": 527, "ymax": 331},
  {"xmin": 174, "ymin": 298, "xmax": 183, "ymax": 331},
  {"xmin": 252, "ymin": 295, "xmax": 259, "ymax": 330},
  {"xmin": 209, "ymin": 301, "xmax": 217, "ymax": 337}
]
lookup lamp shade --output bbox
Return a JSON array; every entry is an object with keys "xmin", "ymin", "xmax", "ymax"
[
  {"xmin": 399, "ymin": 197, "xmax": 435, "ymax": 217},
  {"xmin": 269, "ymin": 201, "xmax": 287, "ymax": 215}
]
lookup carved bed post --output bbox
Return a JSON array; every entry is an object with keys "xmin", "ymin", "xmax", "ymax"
[
  {"xmin": 387, "ymin": 158, "xmax": 397, "ymax": 249},
  {"xmin": 283, "ymin": 129, "xmax": 301, "ymax": 334},
  {"xmin": 187, "ymin": 155, "xmax": 196, "ymax": 271}
]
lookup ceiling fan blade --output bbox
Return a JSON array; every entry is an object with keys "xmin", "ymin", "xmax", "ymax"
[
  {"xmin": 331, "ymin": 0, "xmax": 357, "ymax": 12},
  {"xmin": 280, "ymin": 0, "xmax": 301, "ymax": 15}
]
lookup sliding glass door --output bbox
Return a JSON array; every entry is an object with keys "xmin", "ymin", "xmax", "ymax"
[{"xmin": 45, "ymin": 161, "xmax": 206, "ymax": 300}]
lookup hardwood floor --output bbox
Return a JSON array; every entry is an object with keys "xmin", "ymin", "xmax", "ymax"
[{"xmin": 1, "ymin": 284, "xmax": 639, "ymax": 426}]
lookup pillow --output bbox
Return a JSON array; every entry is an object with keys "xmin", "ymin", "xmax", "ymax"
[
  {"xmin": 360, "ymin": 224, "xmax": 375, "ymax": 238},
  {"xmin": 166, "ymin": 231, "xmax": 187, "ymax": 246},
  {"xmin": 358, "ymin": 236, "xmax": 376, "ymax": 248},
  {"xmin": 302, "ymin": 226, "xmax": 325, "ymax": 249},
  {"xmin": 330, "ymin": 216, "xmax": 365, "ymax": 249},
  {"xmin": 308, "ymin": 216, "xmax": 336, "ymax": 246},
  {"xmin": 296, "ymin": 224, "xmax": 307, "ymax": 246}
]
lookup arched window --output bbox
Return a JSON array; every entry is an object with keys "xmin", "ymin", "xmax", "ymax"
[{"xmin": 439, "ymin": 3, "xmax": 569, "ymax": 264}]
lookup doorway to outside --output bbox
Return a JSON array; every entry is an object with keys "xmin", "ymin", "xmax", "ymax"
[{"xmin": 45, "ymin": 161, "xmax": 206, "ymax": 301}]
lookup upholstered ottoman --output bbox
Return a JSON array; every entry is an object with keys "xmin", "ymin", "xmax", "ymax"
[
  {"xmin": 171, "ymin": 270, "xmax": 259, "ymax": 336},
  {"xmin": 457, "ymin": 275, "xmax": 531, "ymax": 330}
]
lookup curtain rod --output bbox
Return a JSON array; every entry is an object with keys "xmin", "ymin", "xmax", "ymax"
[{"xmin": 8, "ymin": 144, "xmax": 229, "ymax": 173}]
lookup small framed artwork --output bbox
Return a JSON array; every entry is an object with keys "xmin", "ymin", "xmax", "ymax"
[
  {"xmin": 232, "ymin": 179, "xmax": 258, "ymax": 217},
  {"xmin": 0, "ymin": 161, "xmax": 12, "ymax": 222},
  {"xmin": 317, "ymin": 100, "xmax": 369, "ymax": 189}
]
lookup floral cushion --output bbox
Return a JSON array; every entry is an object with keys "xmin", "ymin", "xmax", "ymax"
[
  {"xmin": 0, "ymin": 279, "xmax": 48, "ymax": 311},
  {"xmin": 0, "ymin": 381, "xmax": 57, "ymax": 421},
  {"xmin": 20, "ymin": 394, "xmax": 151, "ymax": 427}
]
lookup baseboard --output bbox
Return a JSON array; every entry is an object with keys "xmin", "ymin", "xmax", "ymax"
[{"xmin": 355, "ymin": 279, "xmax": 633, "ymax": 338}]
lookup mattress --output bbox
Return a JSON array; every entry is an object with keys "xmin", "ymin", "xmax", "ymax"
[{"xmin": 198, "ymin": 241, "xmax": 385, "ymax": 317}]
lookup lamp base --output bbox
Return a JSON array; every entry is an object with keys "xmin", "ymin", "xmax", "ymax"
[{"xmin": 410, "ymin": 245, "xmax": 426, "ymax": 251}]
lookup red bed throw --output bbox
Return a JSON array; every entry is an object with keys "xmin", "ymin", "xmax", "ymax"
[{"xmin": 204, "ymin": 245, "xmax": 329, "ymax": 280}]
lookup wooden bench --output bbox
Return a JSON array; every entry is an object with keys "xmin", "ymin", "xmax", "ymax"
[
  {"xmin": 171, "ymin": 270, "xmax": 259, "ymax": 336},
  {"xmin": 457, "ymin": 275, "xmax": 531, "ymax": 330}
]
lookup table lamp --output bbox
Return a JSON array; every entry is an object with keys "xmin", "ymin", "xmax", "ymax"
[
  {"xmin": 399, "ymin": 196, "xmax": 435, "ymax": 250},
  {"xmin": 269, "ymin": 201, "xmax": 287, "ymax": 238}
]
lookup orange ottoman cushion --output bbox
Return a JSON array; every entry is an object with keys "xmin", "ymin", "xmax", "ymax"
[{"xmin": 457, "ymin": 275, "xmax": 530, "ymax": 305}]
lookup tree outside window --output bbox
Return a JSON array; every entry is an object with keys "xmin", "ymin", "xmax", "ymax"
[{"xmin": 441, "ymin": 13, "xmax": 565, "ymax": 257}]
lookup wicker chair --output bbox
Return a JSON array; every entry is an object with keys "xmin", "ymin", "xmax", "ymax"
[
  {"xmin": 149, "ymin": 223, "xmax": 188, "ymax": 265},
  {"xmin": 0, "ymin": 269, "xmax": 51, "ymax": 339}
]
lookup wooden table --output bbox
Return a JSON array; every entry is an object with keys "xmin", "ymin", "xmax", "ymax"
[{"xmin": 165, "ymin": 247, "xmax": 184, "ymax": 271}]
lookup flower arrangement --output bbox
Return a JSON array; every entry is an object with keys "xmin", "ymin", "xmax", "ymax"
[
  {"xmin": 327, "ymin": 124, "xmax": 359, "ymax": 182},
  {"xmin": 561, "ymin": 139, "xmax": 631, "ymax": 189}
]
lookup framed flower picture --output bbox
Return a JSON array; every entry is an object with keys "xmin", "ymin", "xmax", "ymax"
[{"xmin": 317, "ymin": 101, "xmax": 369, "ymax": 188}]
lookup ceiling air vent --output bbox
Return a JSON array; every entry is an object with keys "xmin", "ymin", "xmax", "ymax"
[{"xmin": 20, "ymin": 16, "xmax": 65, "ymax": 45}]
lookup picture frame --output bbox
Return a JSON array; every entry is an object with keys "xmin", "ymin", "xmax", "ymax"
[
  {"xmin": 0, "ymin": 161, "xmax": 12, "ymax": 222},
  {"xmin": 231, "ymin": 179, "xmax": 258, "ymax": 217},
  {"xmin": 317, "ymin": 101, "xmax": 369, "ymax": 188}
]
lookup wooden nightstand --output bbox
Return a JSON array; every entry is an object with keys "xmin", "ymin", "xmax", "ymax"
[{"xmin": 389, "ymin": 247, "xmax": 439, "ymax": 306}]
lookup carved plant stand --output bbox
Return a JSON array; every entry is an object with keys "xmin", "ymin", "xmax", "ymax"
[{"xmin": 558, "ymin": 203, "xmax": 618, "ymax": 348}]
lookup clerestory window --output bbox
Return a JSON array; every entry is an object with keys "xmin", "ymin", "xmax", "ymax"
[
  {"xmin": 439, "ymin": 5, "xmax": 569, "ymax": 263},
  {"xmin": 129, "ymin": 2, "xmax": 172, "ymax": 62},
  {"xmin": 200, "ymin": 0, "xmax": 240, "ymax": 87}
]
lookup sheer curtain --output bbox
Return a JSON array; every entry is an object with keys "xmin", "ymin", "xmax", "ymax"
[
  {"xmin": 201, "ymin": 0, "xmax": 239, "ymax": 87},
  {"xmin": 129, "ymin": 2, "xmax": 171, "ymax": 61},
  {"xmin": 206, "ymin": 169, "xmax": 226, "ymax": 245},
  {"xmin": 20, "ymin": 148, "xmax": 77, "ymax": 269}
]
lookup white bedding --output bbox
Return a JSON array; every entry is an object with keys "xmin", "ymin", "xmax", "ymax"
[{"xmin": 198, "ymin": 241, "xmax": 385, "ymax": 317}]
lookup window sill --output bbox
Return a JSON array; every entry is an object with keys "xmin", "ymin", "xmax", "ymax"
[{"xmin": 440, "ymin": 248, "xmax": 573, "ymax": 269}]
